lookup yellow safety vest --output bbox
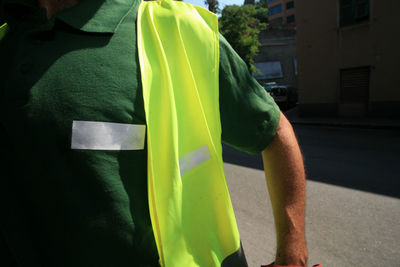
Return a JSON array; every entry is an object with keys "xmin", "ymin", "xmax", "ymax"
[
  {"xmin": 0, "ymin": 3, "xmax": 244, "ymax": 265},
  {"xmin": 0, "ymin": 23, "xmax": 8, "ymax": 41},
  {"xmin": 138, "ymin": 0, "xmax": 242, "ymax": 266}
]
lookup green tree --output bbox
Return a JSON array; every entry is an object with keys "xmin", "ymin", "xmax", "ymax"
[
  {"xmin": 257, "ymin": 0, "xmax": 268, "ymax": 8},
  {"xmin": 243, "ymin": 0, "xmax": 255, "ymax": 5},
  {"xmin": 204, "ymin": 0, "xmax": 219, "ymax": 14},
  {"xmin": 219, "ymin": 4, "xmax": 268, "ymax": 72}
]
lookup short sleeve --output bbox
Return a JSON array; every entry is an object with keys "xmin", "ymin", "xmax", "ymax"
[{"xmin": 219, "ymin": 34, "xmax": 280, "ymax": 154}]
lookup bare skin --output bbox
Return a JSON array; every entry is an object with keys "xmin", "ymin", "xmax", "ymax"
[{"xmin": 262, "ymin": 112, "xmax": 307, "ymax": 266}]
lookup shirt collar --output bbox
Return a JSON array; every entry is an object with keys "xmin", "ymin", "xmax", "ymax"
[
  {"xmin": 1, "ymin": 0, "xmax": 140, "ymax": 33},
  {"xmin": 56, "ymin": 0, "xmax": 139, "ymax": 33}
]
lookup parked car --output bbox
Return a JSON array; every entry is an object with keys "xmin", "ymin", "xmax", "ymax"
[
  {"xmin": 263, "ymin": 82, "xmax": 278, "ymax": 92},
  {"xmin": 263, "ymin": 82, "xmax": 298, "ymax": 111}
]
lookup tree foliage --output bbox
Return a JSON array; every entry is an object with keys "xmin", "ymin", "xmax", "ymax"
[
  {"xmin": 243, "ymin": 0, "xmax": 255, "ymax": 5},
  {"xmin": 204, "ymin": 0, "xmax": 219, "ymax": 14},
  {"xmin": 219, "ymin": 4, "xmax": 268, "ymax": 72},
  {"xmin": 256, "ymin": 0, "xmax": 268, "ymax": 8}
]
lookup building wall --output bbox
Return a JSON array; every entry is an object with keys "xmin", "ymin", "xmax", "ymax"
[
  {"xmin": 296, "ymin": 0, "xmax": 400, "ymax": 117},
  {"xmin": 254, "ymin": 29, "xmax": 297, "ymax": 87}
]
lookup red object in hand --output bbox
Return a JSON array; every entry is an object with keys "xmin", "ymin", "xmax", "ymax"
[{"xmin": 261, "ymin": 264, "xmax": 322, "ymax": 267}]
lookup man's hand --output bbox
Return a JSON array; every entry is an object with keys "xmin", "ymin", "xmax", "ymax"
[{"xmin": 262, "ymin": 112, "xmax": 307, "ymax": 266}]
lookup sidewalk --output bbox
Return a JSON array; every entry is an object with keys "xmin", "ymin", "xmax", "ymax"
[{"xmin": 285, "ymin": 107, "xmax": 400, "ymax": 130}]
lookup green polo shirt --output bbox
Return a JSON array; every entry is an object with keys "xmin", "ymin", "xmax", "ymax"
[{"xmin": 0, "ymin": 0, "xmax": 280, "ymax": 266}]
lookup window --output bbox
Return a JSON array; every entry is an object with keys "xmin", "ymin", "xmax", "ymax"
[
  {"xmin": 340, "ymin": 0, "xmax": 370, "ymax": 27},
  {"xmin": 269, "ymin": 4, "xmax": 283, "ymax": 16},
  {"xmin": 286, "ymin": 14, "xmax": 295, "ymax": 23},
  {"xmin": 253, "ymin": 61, "xmax": 283, "ymax": 79},
  {"xmin": 286, "ymin": 1, "xmax": 294, "ymax": 10},
  {"xmin": 267, "ymin": 0, "xmax": 278, "ymax": 3},
  {"xmin": 269, "ymin": 17, "xmax": 283, "ymax": 25}
]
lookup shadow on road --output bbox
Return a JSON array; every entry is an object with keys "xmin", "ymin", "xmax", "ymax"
[
  {"xmin": 222, "ymin": 144, "xmax": 264, "ymax": 170},
  {"xmin": 222, "ymin": 126, "xmax": 400, "ymax": 199}
]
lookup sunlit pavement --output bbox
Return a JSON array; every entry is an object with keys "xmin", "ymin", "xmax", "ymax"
[{"xmin": 223, "ymin": 125, "xmax": 400, "ymax": 267}]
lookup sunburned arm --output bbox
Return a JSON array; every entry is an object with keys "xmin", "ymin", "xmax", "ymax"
[{"xmin": 262, "ymin": 112, "xmax": 308, "ymax": 266}]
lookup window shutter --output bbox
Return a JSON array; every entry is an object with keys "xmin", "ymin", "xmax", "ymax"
[{"xmin": 340, "ymin": 67, "xmax": 370, "ymax": 104}]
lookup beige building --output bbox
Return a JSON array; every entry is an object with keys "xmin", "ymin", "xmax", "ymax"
[{"xmin": 296, "ymin": 0, "xmax": 400, "ymax": 117}]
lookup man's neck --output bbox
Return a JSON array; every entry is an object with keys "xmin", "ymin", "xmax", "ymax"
[{"xmin": 38, "ymin": 0, "xmax": 79, "ymax": 19}]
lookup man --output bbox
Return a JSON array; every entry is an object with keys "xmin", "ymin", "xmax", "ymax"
[{"xmin": 0, "ymin": 0, "xmax": 307, "ymax": 266}]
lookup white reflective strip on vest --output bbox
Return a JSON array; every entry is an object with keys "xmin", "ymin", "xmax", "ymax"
[
  {"xmin": 179, "ymin": 145, "xmax": 212, "ymax": 176},
  {"xmin": 71, "ymin": 121, "xmax": 146, "ymax": 150}
]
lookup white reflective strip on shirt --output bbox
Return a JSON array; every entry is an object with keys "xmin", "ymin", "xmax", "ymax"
[
  {"xmin": 71, "ymin": 121, "xmax": 146, "ymax": 150},
  {"xmin": 179, "ymin": 145, "xmax": 212, "ymax": 176}
]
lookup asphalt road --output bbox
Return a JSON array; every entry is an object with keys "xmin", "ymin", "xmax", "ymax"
[{"xmin": 223, "ymin": 125, "xmax": 400, "ymax": 267}]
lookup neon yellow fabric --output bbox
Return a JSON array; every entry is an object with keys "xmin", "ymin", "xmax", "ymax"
[
  {"xmin": 0, "ymin": 23, "xmax": 9, "ymax": 41},
  {"xmin": 137, "ymin": 0, "xmax": 240, "ymax": 266}
]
